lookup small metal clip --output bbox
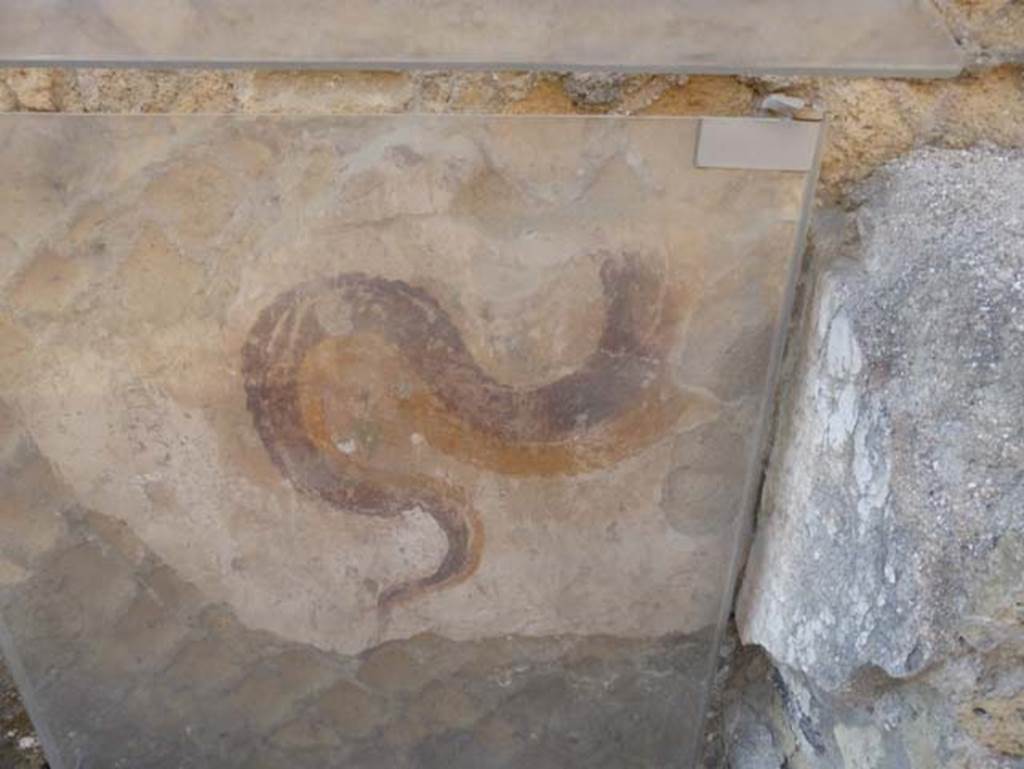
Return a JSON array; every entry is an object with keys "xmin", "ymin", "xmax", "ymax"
[{"xmin": 759, "ymin": 94, "xmax": 825, "ymax": 122}]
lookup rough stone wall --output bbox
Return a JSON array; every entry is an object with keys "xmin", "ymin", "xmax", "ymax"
[
  {"xmin": 934, "ymin": 0, "xmax": 1024, "ymax": 64},
  {"xmin": 0, "ymin": 663, "xmax": 44, "ymax": 768},
  {"xmin": 0, "ymin": 2, "xmax": 1021, "ymax": 766},
  {"xmin": 734, "ymin": 146, "xmax": 1024, "ymax": 769}
]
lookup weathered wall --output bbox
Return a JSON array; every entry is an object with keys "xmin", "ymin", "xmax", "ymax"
[
  {"xmin": 934, "ymin": 0, "xmax": 1024, "ymax": 64},
  {"xmin": 734, "ymin": 146, "xmax": 1023, "ymax": 769},
  {"xmin": 0, "ymin": 2, "xmax": 1021, "ymax": 765}
]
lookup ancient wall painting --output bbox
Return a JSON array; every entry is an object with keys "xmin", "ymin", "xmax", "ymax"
[
  {"xmin": 242, "ymin": 257, "xmax": 716, "ymax": 611},
  {"xmin": 0, "ymin": 114, "xmax": 820, "ymax": 768}
]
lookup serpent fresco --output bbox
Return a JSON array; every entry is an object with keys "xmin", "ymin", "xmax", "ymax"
[{"xmin": 242, "ymin": 253, "xmax": 712, "ymax": 609}]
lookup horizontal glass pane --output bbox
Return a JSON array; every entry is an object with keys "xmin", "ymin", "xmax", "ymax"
[
  {"xmin": 0, "ymin": 0, "xmax": 962, "ymax": 76},
  {"xmin": 0, "ymin": 113, "xmax": 820, "ymax": 769}
]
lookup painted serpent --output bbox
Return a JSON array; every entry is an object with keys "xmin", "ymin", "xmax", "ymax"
[{"xmin": 242, "ymin": 254, "xmax": 716, "ymax": 609}]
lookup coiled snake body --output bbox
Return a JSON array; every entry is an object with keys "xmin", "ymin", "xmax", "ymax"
[{"xmin": 242, "ymin": 255, "xmax": 708, "ymax": 608}]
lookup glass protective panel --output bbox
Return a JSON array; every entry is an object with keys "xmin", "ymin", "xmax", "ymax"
[
  {"xmin": 0, "ymin": 114, "xmax": 820, "ymax": 769},
  {"xmin": 0, "ymin": 0, "xmax": 962, "ymax": 76}
]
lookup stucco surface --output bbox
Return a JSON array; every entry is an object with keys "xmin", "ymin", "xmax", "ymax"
[{"xmin": 0, "ymin": 113, "xmax": 818, "ymax": 767}]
